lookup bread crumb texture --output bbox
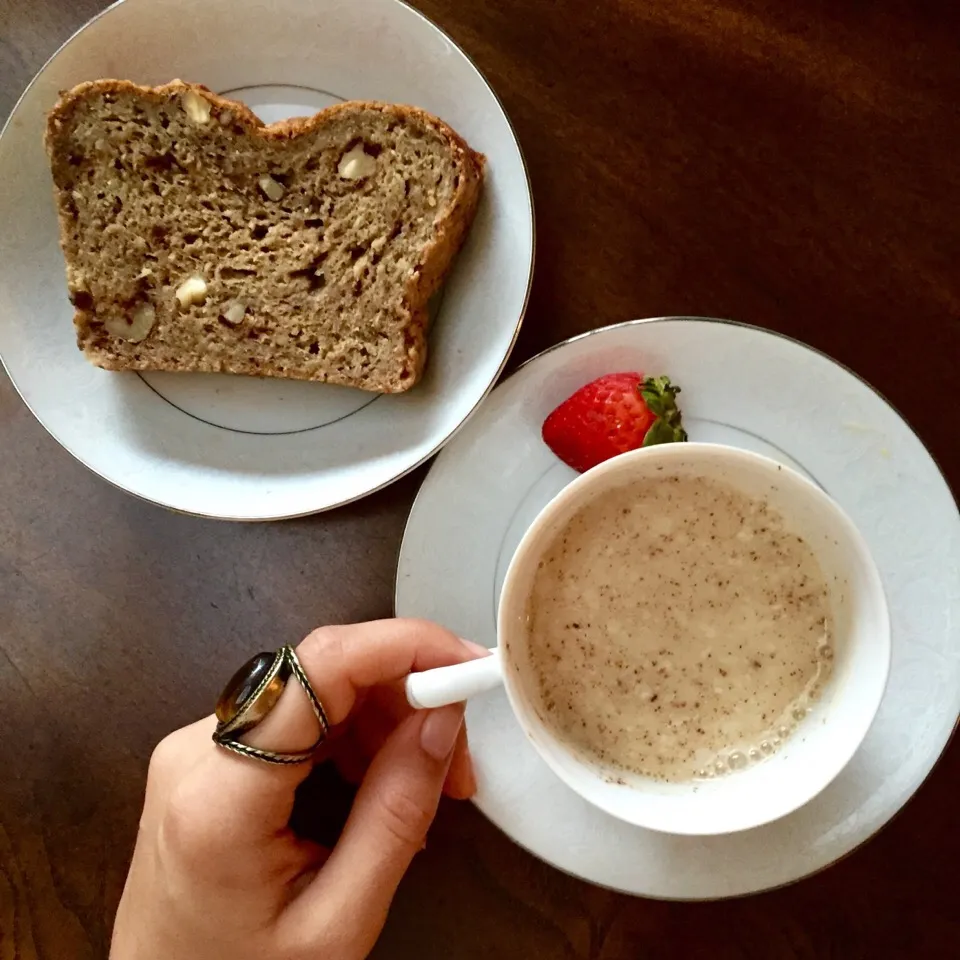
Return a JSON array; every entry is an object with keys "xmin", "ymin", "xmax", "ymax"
[{"xmin": 45, "ymin": 80, "xmax": 484, "ymax": 392}]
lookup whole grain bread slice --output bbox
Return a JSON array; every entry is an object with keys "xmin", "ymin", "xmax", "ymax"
[{"xmin": 45, "ymin": 79, "xmax": 484, "ymax": 392}]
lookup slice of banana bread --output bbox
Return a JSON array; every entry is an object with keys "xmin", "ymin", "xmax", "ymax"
[{"xmin": 45, "ymin": 79, "xmax": 484, "ymax": 392}]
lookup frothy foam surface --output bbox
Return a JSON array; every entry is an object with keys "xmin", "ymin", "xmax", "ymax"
[{"xmin": 522, "ymin": 473, "xmax": 835, "ymax": 782}]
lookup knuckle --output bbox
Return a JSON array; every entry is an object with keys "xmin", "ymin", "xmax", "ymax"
[
  {"xmin": 147, "ymin": 730, "xmax": 183, "ymax": 793},
  {"xmin": 375, "ymin": 784, "xmax": 435, "ymax": 849},
  {"xmin": 147, "ymin": 732, "xmax": 181, "ymax": 783},
  {"xmin": 299, "ymin": 625, "xmax": 346, "ymax": 665},
  {"xmin": 157, "ymin": 778, "xmax": 219, "ymax": 868}
]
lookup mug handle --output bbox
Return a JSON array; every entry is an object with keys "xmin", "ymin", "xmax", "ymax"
[{"xmin": 405, "ymin": 647, "xmax": 504, "ymax": 709}]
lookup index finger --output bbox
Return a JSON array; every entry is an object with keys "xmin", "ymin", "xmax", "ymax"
[
  {"xmin": 297, "ymin": 618, "xmax": 479, "ymax": 726},
  {"xmin": 239, "ymin": 618, "xmax": 477, "ymax": 769},
  {"xmin": 172, "ymin": 619, "xmax": 479, "ymax": 846}
]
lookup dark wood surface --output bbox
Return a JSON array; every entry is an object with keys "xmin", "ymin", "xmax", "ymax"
[{"xmin": 2, "ymin": 0, "xmax": 959, "ymax": 956}]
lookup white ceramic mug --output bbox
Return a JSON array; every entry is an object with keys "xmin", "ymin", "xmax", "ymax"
[{"xmin": 405, "ymin": 443, "xmax": 890, "ymax": 835}]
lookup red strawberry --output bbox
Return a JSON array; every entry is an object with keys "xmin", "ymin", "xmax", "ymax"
[{"xmin": 541, "ymin": 373, "xmax": 687, "ymax": 473}]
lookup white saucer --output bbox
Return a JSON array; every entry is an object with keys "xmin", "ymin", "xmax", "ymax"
[
  {"xmin": 395, "ymin": 317, "xmax": 960, "ymax": 900},
  {"xmin": 0, "ymin": 0, "xmax": 532, "ymax": 519}
]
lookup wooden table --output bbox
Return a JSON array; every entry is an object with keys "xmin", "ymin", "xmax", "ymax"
[{"xmin": 2, "ymin": 1, "xmax": 958, "ymax": 956}]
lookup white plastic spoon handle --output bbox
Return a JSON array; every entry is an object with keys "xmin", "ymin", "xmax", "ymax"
[{"xmin": 405, "ymin": 647, "xmax": 504, "ymax": 709}]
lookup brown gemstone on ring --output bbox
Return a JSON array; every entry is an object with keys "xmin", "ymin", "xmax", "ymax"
[
  {"xmin": 216, "ymin": 651, "xmax": 280, "ymax": 725},
  {"xmin": 213, "ymin": 645, "xmax": 328, "ymax": 764}
]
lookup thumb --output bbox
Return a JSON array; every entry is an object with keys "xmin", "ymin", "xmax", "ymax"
[{"xmin": 286, "ymin": 704, "xmax": 464, "ymax": 951}]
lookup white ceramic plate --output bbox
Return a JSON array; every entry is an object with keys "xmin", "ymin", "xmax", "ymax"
[
  {"xmin": 0, "ymin": 0, "xmax": 533, "ymax": 519},
  {"xmin": 395, "ymin": 317, "xmax": 960, "ymax": 900}
]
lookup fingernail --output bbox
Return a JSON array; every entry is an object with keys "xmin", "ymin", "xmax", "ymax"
[
  {"xmin": 420, "ymin": 704, "xmax": 465, "ymax": 761},
  {"xmin": 460, "ymin": 638, "xmax": 491, "ymax": 658}
]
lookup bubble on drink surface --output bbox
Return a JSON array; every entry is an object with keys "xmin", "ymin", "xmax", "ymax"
[
  {"xmin": 728, "ymin": 751, "xmax": 748, "ymax": 771},
  {"xmin": 760, "ymin": 739, "xmax": 774, "ymax": 754}
]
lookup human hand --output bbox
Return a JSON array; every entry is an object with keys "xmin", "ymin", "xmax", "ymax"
[{"xmin": 111, "ymin": 619, "xmax": 484, "ymax": 960}]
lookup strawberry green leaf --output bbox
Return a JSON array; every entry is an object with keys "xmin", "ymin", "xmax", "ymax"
[
  {"xmin": 642, "ymin": 419, "xmax": 677, "ymax": 446},
  {"xmin": 639, "ymin": 376, "xmax": 687, "ymax": 445}
]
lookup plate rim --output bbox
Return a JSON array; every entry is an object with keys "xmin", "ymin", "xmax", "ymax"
[
  {"xmin": 395, "ymin": 315, "xmax": 960, "ymax": 899},
  {"xmin": 0, "ymin": 0, "xmax": 536, "ymax": 521}
]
